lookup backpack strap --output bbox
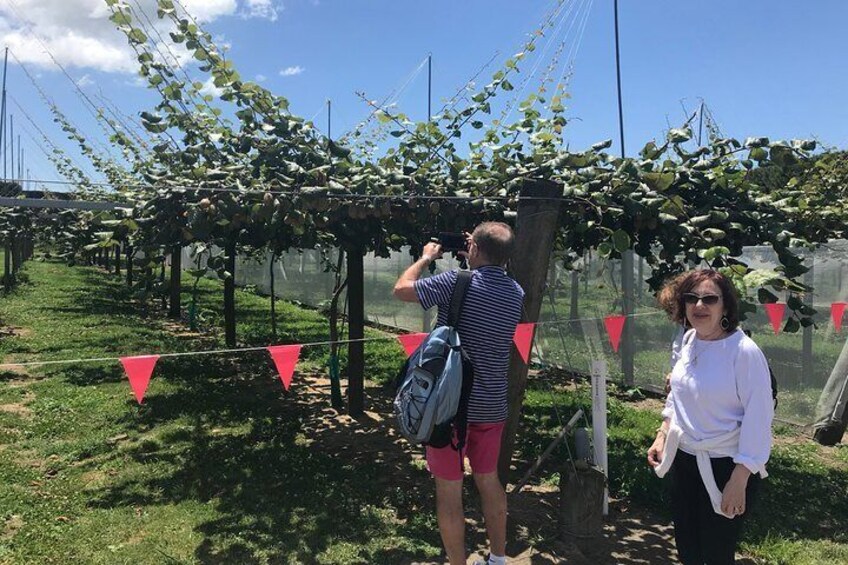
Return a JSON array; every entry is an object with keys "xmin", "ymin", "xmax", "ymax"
[{"xmin": 446, "ymin": 269, "xmax": 473, "ymax": 328}]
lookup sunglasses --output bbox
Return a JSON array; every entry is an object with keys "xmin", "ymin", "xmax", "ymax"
[{"xmin": 683, "ymin": 293, "xmax": 721, "ymax": 306}]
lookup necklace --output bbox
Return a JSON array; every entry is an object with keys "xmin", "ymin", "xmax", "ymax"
[{"xmin": 685, "ymin": 330, "xmax": 727, "ymax": 367}]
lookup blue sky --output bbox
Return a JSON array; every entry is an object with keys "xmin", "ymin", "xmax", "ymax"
[{"xmin": 1, "ymin": 0, "xmax": 847, "ymax": 186}]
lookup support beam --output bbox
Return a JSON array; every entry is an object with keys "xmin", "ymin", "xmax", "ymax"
[
  {"xmin": 347, "ymin": 246, "xmax": 365, "ymax": 416},
  {"xmin": 498, "ymin": 178, "xmax": 562, "ymax": 483}
]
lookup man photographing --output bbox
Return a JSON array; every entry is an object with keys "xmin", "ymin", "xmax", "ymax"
[{"xmin": 393, "ymin": 222, "xmax": 525, "ymax": 565}]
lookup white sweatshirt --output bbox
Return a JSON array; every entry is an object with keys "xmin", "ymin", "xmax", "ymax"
[{"xmin": 661, "ymin": 328, "xmax": 774, "ymax": 477}]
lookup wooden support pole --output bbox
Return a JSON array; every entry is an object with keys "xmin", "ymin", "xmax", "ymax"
[
  {"xmin": 224, "ymin": 238, "xmax": 237, "ymax": 347},
  {"xmin": 347, "ymin": 245, "xmax": 365, "ymax": 416},
  {"xmin": 169, "ymin": 244, "xmax": 182, "ymax": 319},
  {"xmin": 621, "ymin": 250, "xmax": 635, "ymax": 386},
  {"xmin": 498, "ymin": 178, "xmax": 562, "ymax": 483}
]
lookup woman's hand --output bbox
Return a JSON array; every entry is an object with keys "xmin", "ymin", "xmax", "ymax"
[
  {"xmin": 720, "ymin": 465, "xmax": 752, "ymax": 517},
  {"xmin": 647, "ymin": 433, "xmax": 665, "ymax": 468}
]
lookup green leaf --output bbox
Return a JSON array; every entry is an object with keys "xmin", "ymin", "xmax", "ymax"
[
  {"xmin": 611, "ymin": 230, "xmax": 630, "ymax": 252},
  {"xmin": 749, "ymin": 147, "xmax": 767, "ymax": 161},
  {"xmin": 668, "ymin": 128, "xmax": 692, "ymax": 143},
  {"xmin": 757, "ymin": 288, "xmax": 779, "ymax": 304},
  {"xmin": 592, "ymin": 139, "xmax": 613, "ymax": 151},
  {"xmin": 643, "ymin": 171, "xmax": 674, "ymax": 191},
  {"xmin": 128, "ymin": 28, "xmax": 148, "ymax": 44},
  {"xmin": 783, "ymin": 317, "xmax": 800, "ymax": 333},
  {"xmin": 700, "ymin": 246, "xmax": 730, "ymax": 262}
]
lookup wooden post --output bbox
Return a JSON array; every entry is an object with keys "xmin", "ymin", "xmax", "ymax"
[
  {"xmin": 347, "ymin": 245, "xmax": 365, "ymax": 416},
  {"xmin": 126, "ymin": 244, "xmax": 133, "ymax": 288},
  {"xmin": 159, "ymin": 254, "xmax": 167, "ymax": 311},
  {"xmin": 3, "ymin": 241, "xmax": 10, "ymax": 290},
  {"xmin": 621, "ymin": 250, "xmax": 635, "ymax": 386},
  {"xmin": 169, "ymin": 244, "xmax": 182, "ymax": 319},
  {"xmin": 802, "ymin": 258, "xmax": 814, "ymax": 387},
  {"xmin": 569, "ymin": 269, "xmax": 579, "ymax": 327},
  {"xmin": 498, "ymin": 178, "xmax": 562, "ymax": 483},
  {"xmin": 224, "ymin": 237, "xmax": 237, "ymax": 347},
  {"xmin": 10, "ymin": 235, "xmax": 17, "ymax": 275},
  {"xmin": 270, "ymin": 252, "xmax": 278, "ymax": 341}
]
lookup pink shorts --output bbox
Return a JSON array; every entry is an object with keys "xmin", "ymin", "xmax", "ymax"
[{"xmin": 425, "ymin": 422, "xmax": 505, "ymax": 481}]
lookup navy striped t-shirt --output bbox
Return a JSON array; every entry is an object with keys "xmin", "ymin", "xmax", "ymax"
[{"xmin": 414, "ymin": 266, "xmax": 525, "ymax": 423}]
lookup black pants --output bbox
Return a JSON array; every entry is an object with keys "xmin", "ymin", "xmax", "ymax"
[{"xmin": 670, "ymin": 451, "xmax": 760, "ymax": 565}]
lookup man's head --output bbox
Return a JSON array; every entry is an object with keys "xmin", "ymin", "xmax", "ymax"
[{"xmin": 468, "ymin": 222, "xmax": 515, "ymax": 268}]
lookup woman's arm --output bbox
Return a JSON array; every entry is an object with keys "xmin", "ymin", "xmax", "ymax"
[{"xmin": 733, "ymin": 338, "xmax": 774, "ymax": 476}]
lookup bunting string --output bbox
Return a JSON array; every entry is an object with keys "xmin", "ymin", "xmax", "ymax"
[
  {"xmin": 2, "ymin": 302, "xmax": 843, "ymax": 405},
  {"xmin": 0, "ymin": 311, "xmax": 667, "ymax": 370}
]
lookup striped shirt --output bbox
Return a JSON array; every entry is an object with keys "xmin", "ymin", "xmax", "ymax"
[{"xmin": 415, "ymin": 266, "xmax": 525, "ymax": 423}]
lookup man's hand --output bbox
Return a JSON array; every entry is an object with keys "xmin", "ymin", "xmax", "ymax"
[
  {"xmin": 422, "ymin": 242, "xmax": 443, "ymax": 262},
  {"xmin": 456, "ymin": 232, "xmax": 472, "ymax": 260},
  {"xmin": 393, "ymin": 243, "xmax": 443, "ymax": 303}
]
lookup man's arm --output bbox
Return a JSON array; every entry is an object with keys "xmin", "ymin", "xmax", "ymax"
[{"xmin": 393, "ymin": 242, "xmax": 442, "ymax": 303}]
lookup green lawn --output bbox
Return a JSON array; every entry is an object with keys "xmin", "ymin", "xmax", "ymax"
[
  {"xmin": 1, "ymin": 259, "xmax": 846, "ymax": 564},
  {"xmin": 0, "ymin": 259, "xmax": 436, "ymax": 564},
  {"xmin": 518, "ymin": 373, "xmax": 848, "ymax": 565}
]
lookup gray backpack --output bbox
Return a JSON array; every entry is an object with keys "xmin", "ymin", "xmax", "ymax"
[{"xmin": 393, "ymin": 270, "xmax": 474, "ymax": 451}]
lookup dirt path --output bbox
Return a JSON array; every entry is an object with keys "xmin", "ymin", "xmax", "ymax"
[{"xmin": 293, "ymin": 375, "xmax": 680, "ymax": 564}]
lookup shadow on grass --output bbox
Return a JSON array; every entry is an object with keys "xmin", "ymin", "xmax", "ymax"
[
  {"xmin": 518, "ymin": 375, "xmax": 848, "ymax": 558},
  {"xmin": 85, "ymin": 354, "xmax": 443, "ymax": 564}
]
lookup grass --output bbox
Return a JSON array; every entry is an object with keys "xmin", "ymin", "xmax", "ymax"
[
  {"xmin": 2, "ymin": 258, "xmax": 847, "ymax": 564},
  {"xmin": 0, "ymin": 259, "xmax": 437, "ymax": 564},
  {"xmin": 518, "ymin": 372, "xmax": 848, "ymax": 565}
]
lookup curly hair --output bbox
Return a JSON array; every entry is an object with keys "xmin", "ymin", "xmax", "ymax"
[{"xmin": 657, "ymin": 270, "xmax": 739, "ymax": 331}]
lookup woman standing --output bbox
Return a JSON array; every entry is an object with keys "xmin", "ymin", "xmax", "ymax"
[{"xmin": 648, "ymin": 270, "xmax": 774, "ymax": 565}]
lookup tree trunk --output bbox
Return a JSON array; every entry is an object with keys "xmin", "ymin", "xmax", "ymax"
[
  {"xmin": 159, "ymin": 255, "xmax": 167, "ymax": 311},
  {"xmin": 115, "ymin": 244, "xmax": 121, "ymax": 276},
  {"xmin": 224, "ymin": 237, "xmax": 237, "ymax": 347},
  {"xmin": 270, "ymin": 252, "xmax": 278, "ymax": 342},
  {"xmin": 346, "ymin": 246, "xmax": 365, "ymax": 416},
  {"xmin": 3, "ymin": 242, "xmax": 10, "ymax": 290},
  {"xmin": 10, "ymin": 235, "xmax": 18, "ymax": 275},
  {"xmin": 569, "ymin": 269, "xmax": 579, "ymax": 327},
  {"xmin": 329, "ymin": 249, "xmax": 347, "ymax": 410},
  {"xmin": 126, "ymin": 244, "xmax": 133, "ymax": 288},
  {"xmin": 498, "ymin": 179, "xmax": 562, "ymax": 484},
  {"xmin": 169, "ymin": 244, "xmax": 182, "ymax": 319}
]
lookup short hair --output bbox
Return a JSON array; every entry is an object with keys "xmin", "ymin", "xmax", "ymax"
[
  {"xmin": 472, "ymin": 222, "xmax": 515, "ymax": 266},
  {"xmin": 657, "ymin": 269, "xmax": 740, "ymax": 331}
]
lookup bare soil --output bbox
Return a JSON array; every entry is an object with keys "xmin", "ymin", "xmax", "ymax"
[{"xmin": 294, "ymin": 374, "xmax": 681, "ymax": 564}]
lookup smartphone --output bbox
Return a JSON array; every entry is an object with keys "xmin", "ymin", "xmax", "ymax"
[{"xmin": 437, "ymin": 232, "xmax": 467, "ymax": 253}]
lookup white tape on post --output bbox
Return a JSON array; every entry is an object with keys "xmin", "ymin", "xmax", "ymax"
[{"xmin": 591, "ymin": 358, "xmax": 609, "ymax": 516}]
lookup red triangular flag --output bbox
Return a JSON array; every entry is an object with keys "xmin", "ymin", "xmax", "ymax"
[
  {"xmin": 267, "ymin": 345, "xmax": 302, "ymax": 391},
  {"xmin": 513, "ymin": 323, "xmax": 536, "ymax": 364},
  {"xmin": 764, "ymin": 303, "xmax": 785, "ymax": 334},
  {"xmin": 832, "ymin": 302, "xmax": 847, "ymax": 333},
  {"xmin": 604, "ymin": 315, "xmax": 626, "ymax": 353},
  {"xmin": 120, "ymin": 355, "xmax": 160, "ymax": 405},
  {"xmin": 397, "ymin": 333, "xmax": 428, "ymax": 357}
]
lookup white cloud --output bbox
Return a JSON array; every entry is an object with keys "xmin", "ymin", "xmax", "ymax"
[
  {"xmin": 0, "ymin": 0, "xmax": 242, "ymax": 75},
  {"xmin": 199, "ymin": 77, "xmax": 224, "ymax": 98},
  {"xmin": 77, "ymin": 74, "xmax": 94, "ymax": 88},
  {"xmin": 242, "ymin": 0, "xmax": 281, "ymax": 22},
  {"xmin": 279, "ymin": 65, "xmax": 304, "ymax": 77},
  {"xmin": 255, "ymin": 74, "xmax": 267, "ymax": 82}
]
